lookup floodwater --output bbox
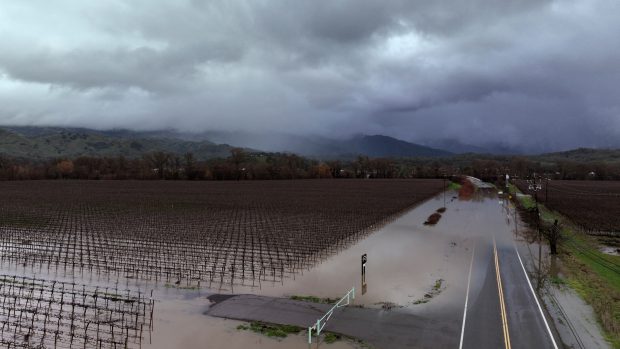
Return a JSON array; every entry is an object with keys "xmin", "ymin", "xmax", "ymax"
[
  {"xmin": 144, "ymin": 190, "xmax": 612, "ymax": 348},
  {"xmin": 220, "ymin": 190, "xmax": 519, "ymax": 313},
  {"xmin": 143, "ymin": 294, "xmax": 361, "ymax": 349},
  {"xmin": 1, "ymin": 188, "xmax": 606, "ymax": 348}
]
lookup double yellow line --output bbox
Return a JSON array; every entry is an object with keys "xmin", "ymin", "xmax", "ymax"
[{"xmin": 493, "ymin": 236, "xmax": 512, "ymax": 349}]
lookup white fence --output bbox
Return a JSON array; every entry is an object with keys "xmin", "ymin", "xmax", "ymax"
[{"xmin": 307, "ymin": 287, "xmax": 355, "ymax": 344}]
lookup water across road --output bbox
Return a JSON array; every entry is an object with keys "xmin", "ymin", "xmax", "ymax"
[{"xmin": 210, "ymin": 189, "xmax": 560, "ymax": 348}]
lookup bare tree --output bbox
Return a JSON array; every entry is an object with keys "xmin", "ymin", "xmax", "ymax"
[
  {"xmin": 229, "ymin": 148, "xmax": 246, "ymax": 180},
  {"xmin": 146, "ymin": 151, "xmax": 170, "ymax": 179},
  {"xmin": 184, "ymin": 152, "xmax": 197, "ymax": 179}
]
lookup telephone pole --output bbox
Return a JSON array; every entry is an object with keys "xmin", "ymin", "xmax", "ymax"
[{"xmin": 528, "ymin": 174, "xmax": 544, "ymax": 289}]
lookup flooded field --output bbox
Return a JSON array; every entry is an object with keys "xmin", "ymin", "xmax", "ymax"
[
  {"xmin": 0, "ymin": 180, "xmax": 444, "ymax": 348},
  {"xmin": 0, "ymin": 180, "xmax": 607, "ymax": 348}
]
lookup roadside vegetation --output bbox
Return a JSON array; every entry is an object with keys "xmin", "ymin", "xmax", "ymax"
[
  {"xmin": 236, "ymin": 321, "xmax": 372, "ymax": 347},
  {"xmin": 511, "ymin": 185, "xmax": 620, "ymax": 347},
  {"xmin": 412, "ymin": 279, "xmax": 444, "ymax": 305},
  {"xmin": 236, "ymin": 321, "xmax": 302, "ymax": 338},
  {"xmin": 447, "ymin": 181, "xmax": 462, "ymax": 190},
  {"xmin": 289, "ymin": 295, "xmax": 340, "ymax": 304}
]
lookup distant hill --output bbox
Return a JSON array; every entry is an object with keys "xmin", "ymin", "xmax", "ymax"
[
  {"xmin": 421, "ymin": 139, "xmax": 525, "ymax": 155},
  {"xmin": 0, "ymin": 127, "xmax": 452, "ymax": 160},
  {"xmin": 537, "ymin": 148, "xmax": 620, "ymax": 163},
  {"xmin": 2, "ymin": 126, "xmax": 619, "ymax": 164},
  {"xmin": 198, "ymin": 131, "xmax": 452, "ymax": 159},
  {"xmin": 0, "ymin": 127, "xmax": 243, "ymax": 160},
  {"xmin": 332, "ymin": 135, "xmax": 452, "ymax": 159}
]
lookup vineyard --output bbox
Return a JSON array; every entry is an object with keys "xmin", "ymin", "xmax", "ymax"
[
  {"xmin": 516, "ymin": 180, "xmax": 620, "ymax": 235},
  {"xmin": 0, "ymin": 180, "xmax": 443, "ymax": 347},
  {"xmin": 0, "ymin": 275, "xmax": 152, "ymax": 349}
]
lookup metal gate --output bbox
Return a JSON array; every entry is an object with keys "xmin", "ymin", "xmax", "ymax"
[{"xmin": 307, "ymin": 287, "xmax": 355, "ymax": 344}]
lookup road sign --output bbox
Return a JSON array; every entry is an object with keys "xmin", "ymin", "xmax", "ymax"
[{"xmin": 361, "ymin": 254, "xmax": 367, "ymax": 295}]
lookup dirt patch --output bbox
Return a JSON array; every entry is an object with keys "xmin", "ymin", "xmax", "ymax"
[
  {"xmin": 458, "ymin": 179, "xmax": 476, "ymax": 200},
  {"xmin": 424, "ymin": 213, "xmax": 442, "ymax": 225}
]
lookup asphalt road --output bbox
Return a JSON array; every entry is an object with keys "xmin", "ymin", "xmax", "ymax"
[
  {"xmin": 208, "ymin": 294, "xmax": 461, "ymax": 348},
  {"xmin": 207, "ymin": 191, "xmax": 561, "ymax": 348},
  {"xmin": 461, "ymin": 238, "xmax": 558, "ymax": 349}
]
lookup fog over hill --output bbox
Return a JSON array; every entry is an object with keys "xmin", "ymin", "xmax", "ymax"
[
  {"xmin": 1, "ymin": 1, "xmax": 620, "ymax": 153},
  {"xmin": 0, "ymin": 126, "xmax": 451, "ymax": 160}
]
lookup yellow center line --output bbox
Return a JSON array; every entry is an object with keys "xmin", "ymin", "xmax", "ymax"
[{"xmin": 493, "ymin": 236, "xmax": 511, "ymax": 349}]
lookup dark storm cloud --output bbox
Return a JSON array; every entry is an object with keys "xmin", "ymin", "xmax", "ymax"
[{"xmin": 0, "ymin": 0, "xmax": 618, "ymax": 152}]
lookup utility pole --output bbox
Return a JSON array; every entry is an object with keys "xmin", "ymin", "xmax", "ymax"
[
  {"xmin": 443, "ymin": 175, "xmax": 447, "ymax": 208},
  {"xmin": 528, "ymin": 174, "xmax": 543, "ymax": 289}
]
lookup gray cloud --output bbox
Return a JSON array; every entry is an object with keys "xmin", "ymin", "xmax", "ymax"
[{"xmin": 0, "ymin": 0, "xmax": 618, "ymax": 152}]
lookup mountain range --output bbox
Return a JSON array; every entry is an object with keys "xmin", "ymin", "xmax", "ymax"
[
  {"xmin": 0, "ymin": 126, "xmax": 450, "ymax": 160},
  {"xmin": 0, "ymin": 127, "xmax": 239, "ymax": 161},
  {"xmin": 1, "ymin": 126, "xmax": 619, "ymax": 162}
]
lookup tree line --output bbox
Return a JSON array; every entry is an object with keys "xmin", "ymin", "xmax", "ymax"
[{"xmin": 1, "ymin": 149, "xmax": 620, "ymax": 181}]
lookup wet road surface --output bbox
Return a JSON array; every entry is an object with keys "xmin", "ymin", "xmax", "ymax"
[
  {"xmin": 209, "ymin": 190, "xmax": 561, "ymax": 348},
  {"xmin": 461, "ymin": 238, "xmax": 558, "ymax": 349}
]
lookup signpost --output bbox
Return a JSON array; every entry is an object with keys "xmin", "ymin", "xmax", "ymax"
[{"xmin": 361, "ymin": 253, "xmax": 367, "ymax": 295}]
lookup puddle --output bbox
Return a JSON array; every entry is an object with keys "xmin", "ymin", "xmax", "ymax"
[{"xmin": 599, "ymin": 245, "xmax": 620, "ymax": 256}]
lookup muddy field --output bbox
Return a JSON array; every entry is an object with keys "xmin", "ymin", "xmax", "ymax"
[{"xmin": 0, "ymin": 179, "xmax": 444, "ymax": 348}]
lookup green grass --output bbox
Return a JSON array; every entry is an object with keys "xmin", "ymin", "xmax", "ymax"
[
  {"xmin": 549, "ymin": 275, "xmax": 566, "ymax": 286},
  {"xmin": 507, "ymin": 183, "xmax": 518, "ymax": 195},
  {"xmin": 324, "ymin": 332, "xmax": 341, "ymax": 344},
  {"xmin": 433, "ymin": 279, "xmax": 443, "ymax": 291},
  {"xmin": 565, "ymin": 232, "xmax": 620, "ymax": 290},
  {"xmin": 237, "ymin": 321, "xmax": 371, "ymax": 347},
  {"xmin": 236, "ymin": 321, "xmax": 302, "ymax": 339},
  {"xmin": 562, "ymin": 247, "xmax": 620, "ymax": 348},
  {"xmin": 290, "ymin": 295, "xmax": 339, "ymax": 304},
  {"xmin": 516, "ymin": 194, "xmax": 537, "ymax": 210},
  {"xmin": 447, "ymin": 182, "xmax": 462, "ymax": 190}
]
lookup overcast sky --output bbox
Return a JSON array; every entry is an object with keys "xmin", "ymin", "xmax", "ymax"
[{"xmin": 1, "ymin": 0, "xmax": 619, "ymax": 152}]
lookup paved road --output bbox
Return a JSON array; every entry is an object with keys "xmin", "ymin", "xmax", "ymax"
[
  {"xmin": 461, "ymin": 238, "xmax": 558, "ymax": 349},
  {"xmin": 208, "ymin": 239, "xmax": 558, "ymax": 349},
  {"xmin": 207, "ymin": 189, "xmax": 561, "ymax": 349},
  {"xmin": 207, "ymin": 294, "xmax": 461, "ymax": 348}
]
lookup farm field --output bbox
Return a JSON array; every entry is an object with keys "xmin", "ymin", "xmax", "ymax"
[
  {"xmin": 0, "ymin": 180, "xmax": 444, "ymax": 286},
  {"xmin": 516, "ymin": 180, "xmax": 620, "ymax": 234},
  {"xmin": 0, "ymin": 179, "xmax": 444, "ymax": 348}
]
